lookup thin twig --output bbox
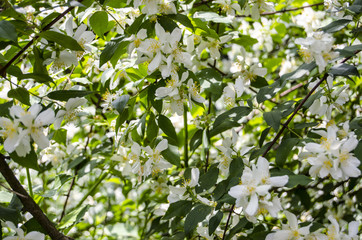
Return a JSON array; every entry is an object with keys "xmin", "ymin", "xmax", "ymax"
[
  {"xmin": 236, "ymin": 3, "xmax": 324, "ymax": 18},
  {"xmin": 0, "ymin": 0, "xmax": 84, "ymax": 77},
  {"xmin": 221, "ymin": 204, "xmax": 235, "ymax": 240}
]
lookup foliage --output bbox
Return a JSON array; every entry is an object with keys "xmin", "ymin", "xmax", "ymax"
[{"xmin": 0, "ymin": 0, "xmax": 361, "ymax": 239}]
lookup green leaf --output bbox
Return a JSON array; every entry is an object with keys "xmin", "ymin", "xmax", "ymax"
[
  {"xmin": 259, "ymin": 127, "xmax": 271, "ymax": 147},
  {"xmin": 33, "ymin": 47, "xmax": 48, "ymax": 75},
  {"xmin": 23, "ymin": 218, "xmax": 46, "ymax": 234},
  {"xmin": 354, "ymin": 140, "xmax": 362, "ymax": 162},
  {"xmin": 0, "ymin": 20, "xmax": 17, "ymax": 42},
  {"xmin": 163, "ymin": 200, "xmax": 193, "ymax": 220},
  {"xmin": 190, "ymin": 129, "xmax": 203, "ymax": 151},
  {"xmin": 329, "ymin": 63, "xmax": 360, "ymax": 77},
  {"xmin": 167, "ymin": 14, "xmax": 194, "ymax": 30},
  {"xmin": 196, "ymin": 166, "xmax": 219, "ymax": 192},
  {"xmin": 320, "ymin": 19, "xmax": 351, "ymax": 33},
  {"xmin": 250, "ymin": 76, "xmax": 268, "ymax": 88},
  {"xmin": 0, "ymin": 101, "xmax": 13, "ymax": 117},
  {"xmin": 229, "ymin": 157, "xmax": 244, "ymax": 178},
  {"xmin": 146, "ymin": 112, "xmax": 159, "ymax": 143},
  {"xmin": 210, "ymin": 107, "xmax": 252, "ymax": 137},
  {"xmin": 10, "ymin": 147, "xmax": 39, "ymax": 171},
  {"xmin": 226, "ymin": 217, "xmax": 249, "ymax": 240},
  {"xmin": 231, "ymin": 35, "xmax": 258, "ymax": 48},
  {"xmin": 0, "ymin": 205, "xmax": 21, "ymax": 224},
  {"xmin": 196, "ymin": 68, "xmax": 223, "ymax": 101},
  {"xmin": 39, "ymin": 31, "xmax": 83, "ymax": 51},
  {"xmin": 161, "ymin": 144, "xmax": 181, "ymax": 167},
  {"xmin": 47, "ymin": 90, "xmax": 93, "ymax": 101},
  {"xmin": 158, "ymin": 115, "xmax": 178, "ymax": 145},
  {"xmin": 99, "ymin": 37, "xmax": 124, "ymax": 67},
  {"xmin": 89, "ymin": 11, "xmax": 108, "ymax": 37},
  {"xmin": 264, "ymin": 110, "xmax": 282, "ymax": 132},
  {"xmin": 276, "ymin": 138, "xmax": 299, "ymax": 167},
  {"xmin": 20, "ymin": 73, "xmax": 53, "ymax": 83},
  {"xmin": 126, "ymin": 14, "xmax": 146, "ymax": 34},
  {"xmin": 112, "ymin": 95, "xmax": 130, "ymax": 115},
  {"xmin": 209, "ymin": 211, "xmax": 223, "ymax": 235},
  {"xmin": 184, "ymin": 204, "xmax": 212, "ymax": 236},
  {"xmin": 286, "ymin": 174, "xmax": 312, "ymax": 188},
  {"xmin": 52, "ymin": 129, "xmax": 67, "ymax": 145},
  {"xmin": 59, "ymin": 205, "xmax": 90, "ymax": 229},
  {"xmin": 7, "ymin": 87, "xmax": 30, "ymax": 106},
  {"xmin": 158, "ymin": 15, "xmax": 178, "ymax": 32}
]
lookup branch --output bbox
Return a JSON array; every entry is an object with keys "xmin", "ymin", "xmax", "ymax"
[
  {"xmin": 236, "ymin": 2, "xmax": 324, "ymax": 18},
  {"xmin": 0, "ymin": 0, "xmax": 84, "ymax": 77},
  {"xmin": 0, "ymin": 154, "xmax": 73, "ymax": 240}
]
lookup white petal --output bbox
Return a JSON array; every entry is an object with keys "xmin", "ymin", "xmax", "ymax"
[
  {"xmin": 245, "ymin": 193, "xmax": 259, "ymax": 216},
  {"xmin": 35, "ymin": 108, "xmax": 55, "ymax": 127},
  {"xmin": 156, "ymin": 139, "xmax": 168, "ymax": 152},
  {"xmin": 31, "ymin": 130, "xmax": 49, "ymax": 149},
  {"xmin": 285, "ymin": 211, "xmax": 298, "ymax": 230},
  {"xmin": 269, "ymin": 175, "xmax": 289, "ymax": 187},
  {"xmin": 148, "ymin": 52, "xmax": 162, "ymax": 72}
]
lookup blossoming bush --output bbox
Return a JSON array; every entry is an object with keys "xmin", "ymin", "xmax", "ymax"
[{"xmin": 0, "ymin": 0, "xmax": 361, "ymax": 239}]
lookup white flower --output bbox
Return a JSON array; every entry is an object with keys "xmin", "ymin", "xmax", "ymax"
[
  {"xmin": 0, "ymin": 117, "xmax": 20, "ymax": 153},
  {"xmin": 228, "ymin": 157, "xmax": 287, "ymax": 216},
  {"xmin": 3, "ymin": 221, "xmax": 45, "ymax": 240},
  {"xmin": 266, "ymin": 211, "xmax": 311, "ymax": 240},
  {"xmin": 54, "ymin": 97, "xmax": 87, "ymax": 129},
  {"xmin": 127, "ymin": 28, "xmax": 148, "ymax": 53},
  {"xmin": 295, "ymin": 32, "xmax": 338, "ymax": 73},
  {"xmin": 46, "ymin": 50, "xmax": 78, "ymax": 72},
  {"xmin": 9, "ymin": 104, "xmax": 55, "ymax": 156},
  {"xmin": 143, "ymin": 139, "xmax": 172, "ymax": 176},
  {"xmin": 337, "ymin": 135, "xmax": 361, "ymax": 179},
  {"xmin": 187, "ymin": 79, "xmax": 205, "ymax": 104},
  {"xmin": 213, "ymin": 0, "xmax": 242, "ymax": 16}
]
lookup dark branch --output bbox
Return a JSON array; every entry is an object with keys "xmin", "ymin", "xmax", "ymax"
[{"xmin": 0, "ymin": 154, "xmax": 73, "ymax": 240}]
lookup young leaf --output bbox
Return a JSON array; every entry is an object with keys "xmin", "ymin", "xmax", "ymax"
[
  {"xmin": 59, "ymin": 205, "xmax": 90, "ymax": 229},
  {"xmin": 7, "ymin": 87, "xmax": 30, "ymax": 106},
  {"xmin": 39, "ymin": 31, "xmax": 83, "ymax": 51},
  {"xmin": 89, "ymin": 11, "xmax": 108, "ymax": 38},
  {"xmin": 112, "ymin": 95, "xmax": 130, "ymax": 115}
]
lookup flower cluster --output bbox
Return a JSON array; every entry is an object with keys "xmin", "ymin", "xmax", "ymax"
[
  {"xmin": 228, "ymin": 157, "xmax": 288, "ymax": 220},
  {"xmin": 295, "ymin": 31, "xmax": 339, "ymax": 73},
  {"xmin": 129, "ymin": 139, "xmax": 172, "ymax": 180},
  {"xmin": 301, "ymin": 122, "xmax": 361, "ymax": 180},
  {"xmin": 266, "ymin": 212, "xmax": 359, "ymax": 240}
]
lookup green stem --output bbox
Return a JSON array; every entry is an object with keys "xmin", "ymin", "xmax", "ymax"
[
  {"xmin": 26, "ymin": 168, "xmax": 33, "ymax": 198},
  {"xmin": 184, "ymin": 104, "xmax": 189, "ymax": 168},
  {"xmin": 74, "ymin": 172, "xmax": 109, "ymax": 210}
]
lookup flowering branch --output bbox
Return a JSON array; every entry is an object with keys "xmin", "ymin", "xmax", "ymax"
[
  {"xmin": 0, "ymin": 0, "xmax": 83, "ymax": 77},
  {"xmin": 0, "ymin": 154, "xmax": 73, "ymax": 240}
]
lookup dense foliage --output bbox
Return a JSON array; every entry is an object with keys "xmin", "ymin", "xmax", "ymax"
[{"xmin": 0, "ymin": 0, "xmax": 361, "ymax": 239}]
